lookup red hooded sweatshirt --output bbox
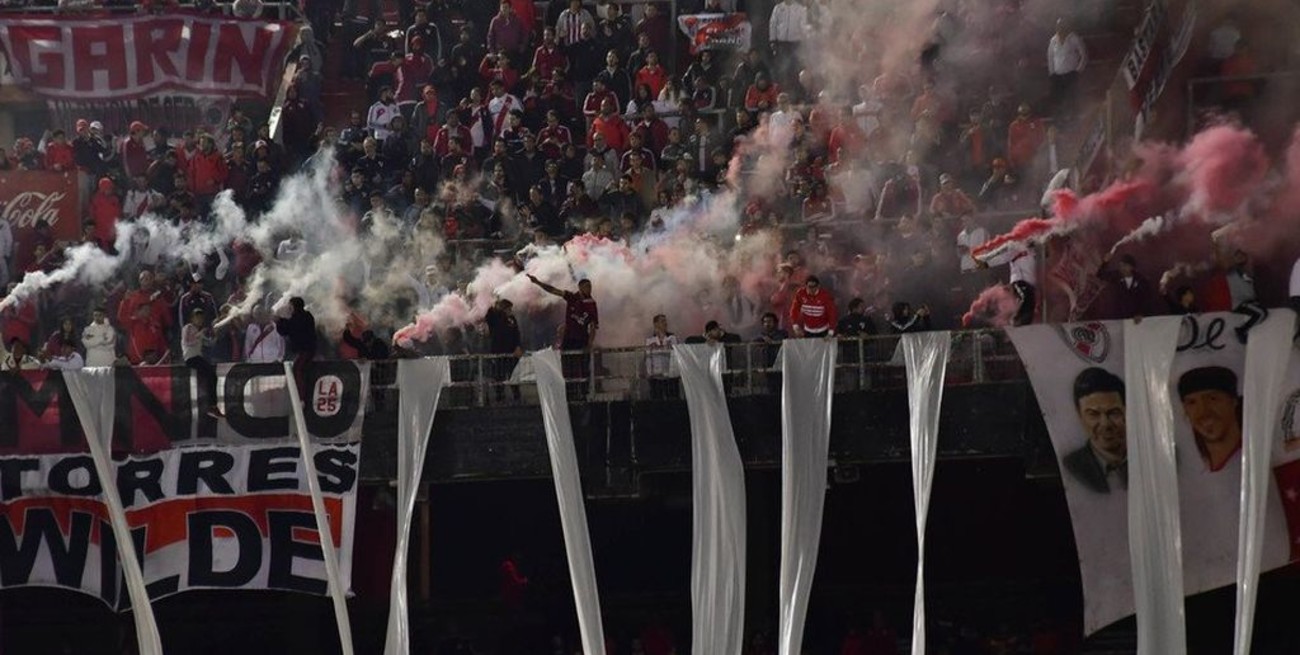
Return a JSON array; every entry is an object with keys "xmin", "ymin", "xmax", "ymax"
[
  {"xmin": 789, "ymin": 287, "xmax": 839, "ymax": 335},
  {"xmin": 89, "ymin": 177, "xmax": 121, "ymax": 248}
]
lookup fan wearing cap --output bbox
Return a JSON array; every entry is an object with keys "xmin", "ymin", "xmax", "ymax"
[
  {"xmin": 88, "ymin": 177, "xmax": 121, "ymax": 250},
  {"xmin": 1007, "ymin": 104, "xmax": 1045, "ymax": 171},
  {"xmin": 929, "ymin": 172, "xmax": 976, "ymax": 220},
  {"xmin": 396, "ymin": 37, "xmax": 435, "ymax": 107},
  {"xmin": 72, "ymin": 120, "xmax": 110, "ymax": 202},
  {"xmin": 43, "ymin": 129, "xmax": 75, "ymax": 172},
  {"xmin": 1178, "ymin": 366, "xmax": 1243, "ymax": 472},
  {"xmin": 120, "ymin": 121, "xmax": 151, "ymax": 178}
]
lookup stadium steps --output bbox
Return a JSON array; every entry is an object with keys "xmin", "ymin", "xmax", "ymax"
[
  {"xmin": 316, "ymin": 0, "xmax": 402, "ymax": 128},
  {"xmin": 1049, "ymin": 0, "xmax": 1146, "ymax": 173}
]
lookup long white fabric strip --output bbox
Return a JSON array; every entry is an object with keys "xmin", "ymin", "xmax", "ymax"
[
  {"xmin": 901, "ymin": 332, "xmax": 951, "ymax": 655},
  {"xmin": 1122, "ymin": 317, "xmax": 1187, "ymax": 655},
  {"xmin": 65, "ymin": 369, "xmax": 164, "ymax": 655},
  {"xmin": 532, "ymin": 349, "xmax": 608, "ymax": 655},
  {"xmin": 673, "ymin": 343, "xmax": 748, "ymax": 655},
  {"xmin": 777, "ymin": 339, "xmax": 836, "ymax": 655},
  {"xmin": 284, "ymin": 363, "xmax": 355, "ymax": 655},
  {"xmin": 1233, "ymin": 311, "xmax": 1297, "ymax": 655},
  {"xmin": 384, "ymin": 358, "xmax": 451, "ymax": 655}
]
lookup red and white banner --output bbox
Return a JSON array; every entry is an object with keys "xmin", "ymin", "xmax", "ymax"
[
  {"xmin": 676, "ymin": 13, "xmax": 752, "ymax": 55},
  {"xmin": 0, "ymin": 170, "xmax": 81, "ymax": 271},
  {"xmin": 1008, "ymin": 313, "xmax": 1300, "ymax": 634},
  {"xmin": 0, "ymin": 14, "xmax": 298, "ymax": 100},
  {"xmin": 0, "ymin": 363, "xmax": 368, "ymax": 609}
]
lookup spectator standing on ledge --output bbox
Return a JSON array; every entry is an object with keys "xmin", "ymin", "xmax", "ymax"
[
  {"xmin": 276, "ymin": 297, "xmax": 318, "ymax": 403},
  {"xmin": 527, "ymin": 274, "xmax": 598, "ymax": 395},
  {"xmin": 789, "ymin": 275, "xmax": 838, "ymax": 337},
  {"xmin": 1046, "ymin": 19, "xmax": 1087, "ymax": 119},
  {"xmin": 484, "ymin": 298, "xmax": 524, "ymax": 403},
  {"xmin": 978, "ymin": 245, "xmax": 1037, "ymax": 326},
  {"xmin": 183, "ymin": 309, "xmax": 224, "ymax": 418}
]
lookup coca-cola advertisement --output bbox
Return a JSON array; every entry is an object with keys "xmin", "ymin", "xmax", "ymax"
[{"xmin": 0, "ymin": 171, "xmax": 81, "ymax": 272}]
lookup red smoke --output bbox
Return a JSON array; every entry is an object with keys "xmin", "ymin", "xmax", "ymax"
[
  {"xmin": 1178, "ymin": 125, "xmax": 1270, "ymax": 216},
  {"xmin": 971, "ymin": 218, "xmax": 1056, "ymax": 260},
  {"xmin": 961, "ymin": 285, "xmax": 1019, "ymax": 328}
]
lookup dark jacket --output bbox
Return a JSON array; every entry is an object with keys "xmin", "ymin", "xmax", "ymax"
[
  {"xmin": 276, "ymin": 309, "xmax": 318, "ymax": 355},
  {"xmin": 1062, "ymin": 444, "xmax": 1124, "ymax": 494},
  {"xmin": 1099, "ymin": 268, "xmax": 1156, "ymax": 319}
]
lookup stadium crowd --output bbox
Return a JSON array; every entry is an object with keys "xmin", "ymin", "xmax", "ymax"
[{"xmin": 0, "ymin": 0, "xmax": 1297, "ymax": 377}]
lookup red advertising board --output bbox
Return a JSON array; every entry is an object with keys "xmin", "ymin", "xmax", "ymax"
[
  {"xmin": 0, "ymin": 170, "xmax": 81, "ymax": 271},
  {"xmin": 0, "ymin": 14, "xmax": 298, "ymax": 100}
]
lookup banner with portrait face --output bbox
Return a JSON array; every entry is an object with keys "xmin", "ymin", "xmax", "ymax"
[{"xmin": 1009, "ymin": 313, "xmax": 1300, "ymax": 633}]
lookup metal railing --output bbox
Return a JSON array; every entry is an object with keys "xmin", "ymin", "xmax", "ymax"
[{"xmin": 374, "ymin": 329, "xmax": 1027, "ymax": 410}]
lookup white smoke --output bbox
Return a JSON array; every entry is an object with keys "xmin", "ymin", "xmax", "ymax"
[{"xmin": 1108, "ymin": 214, "xmax": 1170, "ymax": 256}]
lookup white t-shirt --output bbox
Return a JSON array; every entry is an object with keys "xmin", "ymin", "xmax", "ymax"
[
  {"xmin": 956, "ymin": 226, "xmax": 989, "ymax": 272},
  {"xmin": 82, "ymin": 321, "xmax": 118, "ymax": 366},
  {"xmin": 1010, "ymin": 250, "xmax": 1038, "ymax": 286},
  {"xmin": 1047, "ymin": 33, "xmax": 1088, "ymax": 75},
  {"xmin": 367, "ymin": 101, "xmax": 400, "ymax": 141},
  {"xmin": 244, "ymin": 323, "xmax": 286, "ymax": 363},
  {"xmin": 644, "ymin": 333, "xmax": 678, "ymax": 377},
  {"xmin": 852, "ymin": 99, "xmax": 882, "ymax": 137},
  {"xmin": 181, "ymin": 323, "xmax": 209, "ymax": 361},
  {"xmin": 769, "ymin": 0, "xmax": 809, "ymax": 43},
  {"xmin": 767, "ymin": 110, "xmax": 798, "ymax": 147}
]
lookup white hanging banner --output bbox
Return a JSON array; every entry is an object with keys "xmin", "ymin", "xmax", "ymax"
[
  {"xmin": 901, "ymin": 332, "xmax": 951, "ymax": 655},
  {"xmin": 673, "ymin": 343, "xmax": 748, "ymax": 655},
  {"xmin": 777, "ymin": 339, "xmax": 836, "ymax": 655},
  {"xmin": 284, "ymin": 363, "xmax": 356, "ymax": 655},
  {"xmin": 1009, "ymin": 314, "xmax": 1298, "ymax": 634},
  {"xmin": 1233, "ymin": 311, "xmax": 1297, "ymax": 655},
  {"xmin": 1122, "ymin": 317, "xmax": 1187, "ymax": 655},
  {"xmin": 64, "ymin": 368, "xmax": 164, "ymax": 655},
  {"xmin": 384, "ymin": 358, "xmax": 451, "ymax": 655},
  {"xmin": 532, "ymin": 349, "xmax": 608, "ymax": 655}
]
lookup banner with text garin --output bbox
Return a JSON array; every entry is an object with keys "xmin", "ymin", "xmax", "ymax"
[
  {"xmin": 0, "ymin": 361, "xmax": 369, "ymax": 610},
  {"xmin": 0, "ymin": 13, "xmax": 298, "ymax": 100},
  {"xmin": 1009, "ymin": 313, "xmax": 1300, "ymax": 633}
]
